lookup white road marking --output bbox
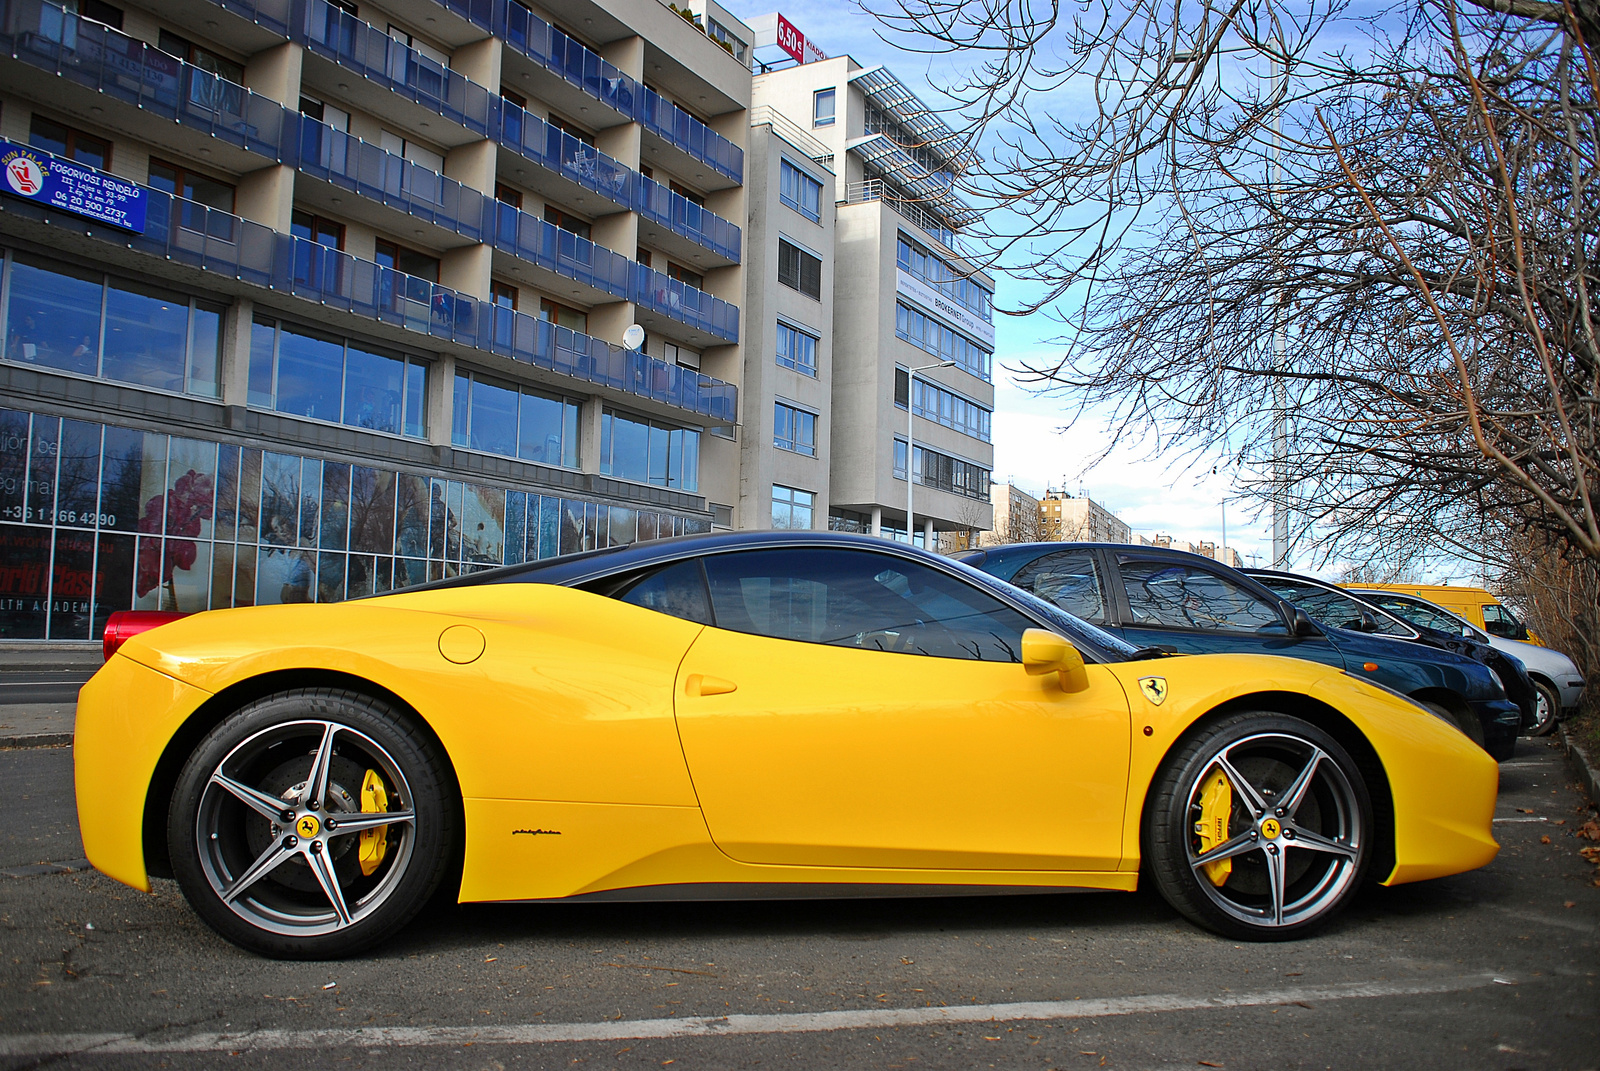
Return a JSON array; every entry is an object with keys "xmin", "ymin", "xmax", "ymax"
[
  {"xmin": 0, "ymin": 975, "xmax": 1505, "ymax": 1057},
  {"xmin": 1493, "ymin": 816, "xmax": 1547, "ymax": 822}
]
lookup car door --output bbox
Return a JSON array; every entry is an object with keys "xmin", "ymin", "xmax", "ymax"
[
  {"xmin": 670, "ymin": 546, "xmax": 1132, "ymax": 873},
  {"xmin": 1110, "ymin": 556, "xmax": 1346, "ymax": 669}
]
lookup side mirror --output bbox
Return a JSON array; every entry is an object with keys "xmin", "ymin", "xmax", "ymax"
[
  {"xmin": 1021, "ymin": 628, "xmax": 1090, "ymax": 692},
  {"xmin": 1462, "ymin": 624, "xmax": 1475, "ymax": 639},
  {"xmin": 1290, "ymin": 606, "xmax": 1319, "ymax": 637},
  {"xmin": 1358, "ymin": 610, "xmax": 1380, "ymax": 633}
]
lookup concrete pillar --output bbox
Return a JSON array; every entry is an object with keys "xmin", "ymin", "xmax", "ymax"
[
  {"xmin": 599, "ymin": 36, "xmax": 644, "ymax": 82},
  {"xmin": 596, "ymin": 120, "xmax": 641, "ymax": 172},
  {"xmin": 579, "ymin": 394, "xmax": 604, "ymax": 474},
  {"xmin": 591, "ymin": 211, "xmax": 637, "ymax": 258},
  {"xmin": 236, "ymin": 164, "xmax": 295, "ymax": 232},
  {"xmin": 922, "ymin": 517, "xmax": 934, "ymax": 550},
  {"xmin": 220, "ymin": 297, "xmax": 254, "ymax": 411},
  {"xmin": 870, "ymin": 506, "xmax": 882, "ymax": 537},
  {"xmin": 440, "ymin": 243, "xmax": 492, "ymax": 300},
  {"xmin": 444, "ymin": 138, "xmax": 497, "ymax": 195},
  {"xmin": 451, "ymin": 36, "xmax": 501, "ymax": 92},
  {"xmin": 585, "ymin": 301, "xmax": 637, "ymax": 352},
  {"xmin": 427, "ymin": 353, "xmax": 457, "ymax": 447},
  {"xmin": 244, "ymin": 41, "xmax": 303, "ymax": 105}
]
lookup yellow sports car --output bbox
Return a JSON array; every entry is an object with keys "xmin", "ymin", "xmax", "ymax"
[{"xmin": 75, "ymin": 532, "xmax": 1499, "ymax": 959}]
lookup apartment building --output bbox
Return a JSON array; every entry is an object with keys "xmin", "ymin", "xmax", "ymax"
[
  {"xmin": 977, "ymin": 481, "xmax": 1040, "ymax": 546},
  {"xmin": 1039, "ymin": 490, "xmax": 1132, "ymax": 544},
  {"xmin": 1140, "ymin": 533, "xmax": 1244, "ymax": 567},
  {"xmin": 0, "ymin": 0, "xmax": 751, "ymax": 641},
  {"xmin": 744, "ymin": 21, "xmax": 996, "ymax": 544}
]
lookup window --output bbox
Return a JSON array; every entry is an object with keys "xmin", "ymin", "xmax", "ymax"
[
  {"xmin": 65, "ymin": 0, "xmax": 123, "ymax": 28},
  {"xmin": 148, "ymin": 159, "xmax": 235, "ymax": 240},
  {"xmin": 774, "ymin": 403, "xmax": 816, "ymax": 457},
  {"xmin": 779, "ymin": 160, "xmax": 822, "ymax": 223},
  {"xmin": 893, "ymin": 440, "xmax": 991, "ymax": 501},
  {"xmin": 895, "ymin": 368, "xmax": 992, "ymax": 441},
  {"xmin": 157, "ymin": 29, "xmax": 244, "ymax": 84},
  {"xmin": 298, "ymin": 95, "xmax": 349, "ymax": 132},
  {"xmin": 896, "ymin": 303, "xmax": 992, "ymax": 381},
  {"xmin": 600, "ymin": 410, "xmax": 699, "ymax": 491},
  {"xmin": 666, "ymin": 261, "xmax": 703, "ymax": 289},
  {"xmin": 379, "ymin": 130, "xmax": 444, "ymax": 172},
  {"xmin": 28, "ymin": 115, "xmax": 110, "ymax": 170},
  {"xmin": 897, "ymin": 233, "xmax": 993, "ymax": 322},
  {"xmin": 669, "ymin": 180, "xmax": 705, "ymax": 207},
  {"xmin": 539, "ymin": 298, "xmax": 587, "ymax": 334},
  {"xmin": 1011, "ymin": 551, "xmax": 1109, "ymax": 624},
  {"xmin": 544, "ymin": 205, "xmax": 591, "ymax": 241},
  {"xmin": 292, "ymin": 210, "xmax": 344, "ymax": 249},
  {"xmin": 1253, "ymin": 577, "xmax": 1412, "ymax": 637},
  {"xmin": 636, "ymin": 247, "xmax": 653, "ymax": 268},
  {"xmin": 813, "ymin": 88, "xmax": 835, "ymax": 127},
  {"xmin": 451, "ymin": 371, "xmax": 579, "ymax": 468},
  {"xmin": 663, "ymin": 342, "xmax": 700, "ymax": 370},
  {"xmin": 495, "ymin": 183, "xmax": 523, "ymax": 210},
  {"xmin": 546, "ymin": 113, "xmax": 595, "ymax": 147},
  {"xmin": 609, "ymin": 559, "xmax": 715, "ymax": 624},
  {"xmin": 701, "ymin": 548, "xmax": 1036, "ymax": 663},
  {"xmin": 778, "ymin": 239, "xmax": 822, "ymax": 300},
  {"xmin": 775, "ymin": 321, "xmax": 818, "ymax": 376},
  {"xmin": 491, "ymin": 281, "xmax": 518, "ymax": 309},
  {"xmin": 1119, "ymin": 561, "xmax": 1284, "ymax": 633},
  {"xmin": 771, "ymin": 485, "xmax": 814, "ymax": 530},
  {"xmin": 374, "ymin": 239, "xmax": 439, "ymax": 282},
  {"xmin": 1481, "ymin": 602, "xmax": 1524, "ymax": 639},
  {"xmin": 501, "ymin": 86, "xmax": 528, "ymax": 110},
  {"xmin": 247, "ymin": 316, "xmax": 427, "ymax": 437}
]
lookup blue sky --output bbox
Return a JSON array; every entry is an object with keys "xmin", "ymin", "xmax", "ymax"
[{"xmin": 721, "ymin": 0, "xmax": 1284, "ymax": 566}]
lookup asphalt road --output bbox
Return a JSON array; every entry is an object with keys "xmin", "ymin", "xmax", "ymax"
[{"xmin": 1, "ymin": 739, "xmax": 1596, "ymax": 1071}]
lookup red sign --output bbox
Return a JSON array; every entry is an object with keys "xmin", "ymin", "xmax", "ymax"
[{"xmin": 775, "ymin": 14, "xmax": 824, "ymax": 64}]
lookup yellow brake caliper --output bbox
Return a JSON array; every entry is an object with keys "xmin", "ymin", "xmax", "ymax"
[
  {"xmin": 358, "ymin": 769, "xmax": 389, "ymax": 877},
  {"xmin": 1194, "ymin": 769, "xmax": 1234, "ymax": 887}
]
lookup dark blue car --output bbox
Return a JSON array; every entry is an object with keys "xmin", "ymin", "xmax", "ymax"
[{"xmin": 956, "ymin": 542, "xmax": 1523, "ymax": 760}]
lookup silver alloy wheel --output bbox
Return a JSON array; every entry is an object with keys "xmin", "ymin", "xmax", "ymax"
[
  {"xmin": 194, "ymin": 719, "xmax": 418, "ymax": 938},
  {"xmin": 1529, "ymin": 681, "xmax": 1559, "ymax": 736},
  {"xmin": 1184, "ymin": 731, "xmax": 1364, "ymax": 929}
]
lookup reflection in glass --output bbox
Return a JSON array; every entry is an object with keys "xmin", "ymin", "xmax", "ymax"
[
  {"xmin": 260, "ymin": 452, "xmax": 301, "ymax": 546},
  {"xmin": 350, "ymin": 466, "xmax": 397, "ymax": 555},
  {"xmin": 188, "ymin": 302, "xmax": 223, "ymax": 397},
  {"xmin": 0, "ymin": 524, "xmax": 51, "ymax": 637},
  {"xmin": 27, "ymin": 415, "xmax": 59, "ymax": 527},
  {"xmin": 0, "ymin": 410, "xmax": 28, "ymax": 522},
  {"xmin": 320, "ymin": 463, "xmax": 350, "ymax": 551},
  {"xmin": 101, "ymin": 278, "xmax": 190, "ymax": 392},
  {"xmin": 55, "ymin": 420, "xmax": 102, "ymax": 528},
  {"xmin": 49, "ymin": 530, "xmax": 96, "ymax": 639},
  {"xmin": 343, "ymin": 345, "xmax": 405, "ymax": 434},
  {"xmin": 92, "ymin": 531, "xmax": 135, "ymax": 635},
  {"xmin": 274, "ymin": 324, "xmax": 343, "ymax": 422},
  {"xmin": 6, "ymin": 254, "xmax": 100, "ymax": 377}
]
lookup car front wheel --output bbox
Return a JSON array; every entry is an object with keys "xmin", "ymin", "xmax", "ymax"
[
  {"xmin": 167, "ymin": 688, "xmax": 457, "ymax": 959},
  {"xmin": 1145, "ymin": 713, "xmax": 1373, "ymax": 941},
  {"xmin": 1527, "ymin": 680, "xmax": 1561, "ymax": 737}
]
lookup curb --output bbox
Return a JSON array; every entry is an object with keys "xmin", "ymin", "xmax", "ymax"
[
  {"xmin": 1560, "ymin": 724, "xmax": 1600, "ymax": 806},
  {"xmin": 0, "ymin": 732, "xmax": 72, "ymax": 749}
]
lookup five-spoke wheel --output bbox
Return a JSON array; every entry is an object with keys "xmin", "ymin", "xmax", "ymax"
[
  {"xmin": 1146, "ymin": 713, "xmax": 1373, "ymax": 940},
  {"xmin": 169, "ymin": 689, "xmax": 457, "ymax": 959}
]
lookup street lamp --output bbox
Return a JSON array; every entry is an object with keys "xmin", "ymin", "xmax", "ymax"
[{"xmin": 905, "ymin": 359, "xmax": 955, "ymax": 548}]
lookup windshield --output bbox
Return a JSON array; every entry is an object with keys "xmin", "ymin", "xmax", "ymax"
[{"xmin": 1254, "ymin": 577, "xmax": 1412, "ymax": 636}]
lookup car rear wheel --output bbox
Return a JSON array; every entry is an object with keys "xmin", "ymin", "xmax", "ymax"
[
  {"xmin": 1145, "ymin": 713, "xmax": 1373, "ymax": 941},
  {"xmin": 168, "ymin": 688, "xmax": 457, "ymax": 959},
  {"xmin": 1527, "ymin": 680, "xmax": 1561, "ymax": 737}
]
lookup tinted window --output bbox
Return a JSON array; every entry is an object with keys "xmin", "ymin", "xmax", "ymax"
[
  {"xmin": 616, "ymin": 559, "xmax": 713, "ymax": 625},
  {"xmin": 1255, "ymin": 577, "xmax": 1411, "ymax": 636},
  {"xmin": 1355, "ymin": 593, "xmax": 1474, "ymax": 636},
  {"xmin": 1120, "ymin": 560, "xmax": 1284, "ymax": 632},
  {"xmin": 702, "ymin": 548, "xmax": 1034, "ymax": 662},
  {"xmin": 1011, "ymin": 550, "xmax": 1109, "ymax": 624},
  {"xmin": 1481, "ymin": 603, "xmax": 1521, "ymax": 638}
]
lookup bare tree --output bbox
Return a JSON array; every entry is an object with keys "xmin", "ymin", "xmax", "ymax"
[{"xmin": 869, "ymin": 0, "xmax": 1599, "ymax": 574}]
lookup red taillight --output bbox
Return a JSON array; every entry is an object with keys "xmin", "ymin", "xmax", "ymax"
[{"xmin": 103, "ymin": 610, "xmax": 190, "ymax": 661}]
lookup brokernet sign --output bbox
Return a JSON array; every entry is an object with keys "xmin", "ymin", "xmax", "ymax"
[{"xmin": 776, "ymin": 14, "xmax": 826, "ymax": 64}]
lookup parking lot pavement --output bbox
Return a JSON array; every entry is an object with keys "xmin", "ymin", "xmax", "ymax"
[{"xmin": 0, "ymin": 738, "xmax": 1595, "ymax": 1070}]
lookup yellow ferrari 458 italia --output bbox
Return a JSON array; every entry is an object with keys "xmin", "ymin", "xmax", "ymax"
[{"xmin": 75, "ymin": 532, "xmax": 1500, "ymax": 958}]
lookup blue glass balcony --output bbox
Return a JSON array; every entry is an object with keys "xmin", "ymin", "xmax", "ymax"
[
  {"xmin": 3, "ymin": 0, "xmax": 289, "ymax": 161},
  {"xmin": 300, "ymin": 0, "xmax": 493, "ymax": 137},
  {"xmin": 298, "ymin": 119, "xmax": 490, "ymax": 243},
  {"xmin": 492, "ymin": 204, "xmax": 633, "ymax": 302},
  {"xmin": 0, "ymin": 179, "xmax": 737, "ymax": 424},
  {"xmin": 632, "ymin": 263, "xmax": 739, "ymax": 343},
  {"xmin": 634, "ymin": 173, "xmax": 741, "ymax": 263}
]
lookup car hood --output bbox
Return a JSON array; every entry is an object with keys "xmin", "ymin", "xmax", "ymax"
[{"xmin": 1487, "ymin": 635, "xmax": 1580, "ymax": 676}]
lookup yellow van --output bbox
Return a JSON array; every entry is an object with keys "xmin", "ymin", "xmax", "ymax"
[{"xmin": 1349, "ymin": 584, "xmax": 1544, "ymax": 646}]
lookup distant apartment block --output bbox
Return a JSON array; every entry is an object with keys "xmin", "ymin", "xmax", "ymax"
[{"xmin": 1039, "ymin": 490, "xmax": 1131, "ymax": 544}]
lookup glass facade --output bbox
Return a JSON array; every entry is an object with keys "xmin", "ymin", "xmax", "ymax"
[
  {"xmin": 0, "ymin": 405, "xmax": 710, "ymax": 640},
  {"xmin": 599, "ymin": 409, "xmax": 700, "ymax": 491},
  {"xmin": 895, "ymin": 302, "xmax": 992, "ymax": 381},
  {"xmin": 451, "ymin": 371, "xmax": 580, "ymax": 468},
  {"xmin": 247, "ymin": 316, "xmax": 428, "ymax": 437},
  {"xmin": 772, "ymin": 485, "xmax": 814, "ymax": 529},
  {"xmin": 893, "ymin": 439, "xmax": 991, "ymax": 501},
  {"xmin": 895, "ymin": 369, "xmax": 992, "ymax": 441},
  {"xmin": 4, "ymin": 251, "xmax": 222, "ymax": 396},
  {"xmin": 897, "ymin": 234, "xmax": 993, "ymax": 321}
]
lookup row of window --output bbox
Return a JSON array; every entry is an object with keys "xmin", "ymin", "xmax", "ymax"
[
  {"xmin": 248, "ymin": 316, "xmax": 429, "ymax": 438},
  {"xmin": 895, "ymin": 303, "xmax": 993, "ymax": 381},
  {"xmin": 894, "ymin": 368, "xmax": 993, "ymax": 442},
  {"xmin": 897, "ymin": 234, "xmax": 993, "ymax": 321},
  {"xmin": 779, "ymin": 160, "xmax": 823, "ymax": 223},
  {"xmin": 774, "ymin": 402, "xmax": 817, "ymax": 457},
  {"xmin": 599, "ymin": 411, "xmax": 700, "ymax": 492},
  {"xmin": 0, "ymin": 406, "xmax": 710, "ymax": 639},
  {"xmin": 893, "ymin": 440, "xmax": 992, "ymax": 501},
  {"xmin": 450, "ymin": 371, "xmax": 581, "ymax": 470},
  {"xmin": 4, "ymin": 251, "xmax": 223, "ymax": 398}
]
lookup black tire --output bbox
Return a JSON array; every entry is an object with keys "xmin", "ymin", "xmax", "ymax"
[
  {"xmin": 167, "ymin": 688, "xmax": 457, "ymax": 959},
  {"xmin": 1145, "ymin": 712, "xmax": 1374, "ymax": 941},
  {"xmin": 1527, "ymin": 680, "xmax": 1561, "ymax": 737},
  {"xmin": 1423, "ymin": 701, "xmax": 1485, "ymax": 750}
]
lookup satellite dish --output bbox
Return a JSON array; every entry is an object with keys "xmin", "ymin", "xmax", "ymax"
[{"xmin": 622, "ymin": 324, "xmax": 645, "ymax": 351}]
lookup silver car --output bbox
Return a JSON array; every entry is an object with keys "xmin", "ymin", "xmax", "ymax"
[{"xmin": 1350, "ymin": 589, "xmax": 1585, "ymax": 734}]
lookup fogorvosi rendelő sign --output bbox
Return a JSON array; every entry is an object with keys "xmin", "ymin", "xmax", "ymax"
[{"xmin": 0, "ymin": 140, "xmax": 147, "ymax": 234}]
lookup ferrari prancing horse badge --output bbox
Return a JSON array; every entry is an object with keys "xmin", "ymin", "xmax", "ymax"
[{"xmin": 1138, "ymin": 676, "xmax": 1168, "ymax": 705}]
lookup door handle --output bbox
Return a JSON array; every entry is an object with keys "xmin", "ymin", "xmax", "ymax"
[{"xmin": 685, "ymin": 673, "xmax": 737, "ymax": 697}]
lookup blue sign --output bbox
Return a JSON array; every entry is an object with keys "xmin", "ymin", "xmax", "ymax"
[{"xmin": 0, "ymin": 140, "xmax": 146, "ymax": 234}]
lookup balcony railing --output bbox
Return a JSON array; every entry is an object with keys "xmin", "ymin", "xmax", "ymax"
[
  {"xmin": 0, "ymin": 178, "xmax": 736, "ymax": 423},
  {"xmin": 299, "ymin": 120, "xmax": 489, "ymax": 243},
  {"xmin": 842, "ymin": 179, "xmax": 959, "ymax": 252},
  {"xmin": 432, "ymin": 0, "xmax": 743, "ymax": 183},
  {"xmin": 632, "ymin": 262, "xmax": 739, "ymax": 342},
  {"xmin": 3, "ymin": 0, "xmax": 289, "ymax": 161},
  {"xmin": 635, "ymin": 173, "xmax": 740, "ymax": 262},
  {"xmin": 301, "ymin": 0, "xmax": 493, "ymax": 137}
]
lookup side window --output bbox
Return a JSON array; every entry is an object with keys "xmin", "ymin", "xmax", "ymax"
[
  {"xmin": 701, "ymin": 548, "xmax": 1036, "ymax": 662},
  {"xmin": 1258, "ymin": 579, "xmax": 1411, "ymax": 636},
  {"xmin": 1481, "ymin": 603, "xmax": 1520, "ymax": 638},
  {"xmin": 613, "ymin": 559, "xmax": 713, "ymax": 625},
  {"xmin": 1010, "ymin": 551, "xmax": 1108, "ymax": 624},
  {"xmin": 1120, "ymin": 560, "xmax": 1285, "ymax": 632}
]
